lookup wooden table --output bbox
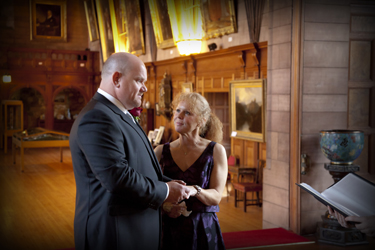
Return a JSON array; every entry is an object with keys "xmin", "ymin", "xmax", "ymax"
[
  {"xmin": 228, "ymin": 165, "xmax": 256, "ymax": 182},
  {"xmin": 12, "ymin": 128, "xmax": 69, "ymax": 172}
]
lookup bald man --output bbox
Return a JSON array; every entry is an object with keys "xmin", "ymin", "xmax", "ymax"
[{"xmin": 70, "ymin": 52, "xmax": 192, "ymax": 250}]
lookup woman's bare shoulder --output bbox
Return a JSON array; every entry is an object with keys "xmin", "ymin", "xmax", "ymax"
[
  {"xmin": 213, "ymin": 142, "xmax": 226, "ymax": 156},
  {"xmin": 154, "ymin": 144, "xmax": 164, "ymax": 161},
  {"xmin": 169, "ymin": 139, "xmax": 179, "ymax": 147}
]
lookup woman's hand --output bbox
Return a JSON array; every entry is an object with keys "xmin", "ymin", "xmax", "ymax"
[
  {"xmin": 163, "ymin": 201, "xmax": 191, "ymax": 218},
  {"xmin": 187, "ymin": 185, "xmax": 198, "ymax": 196}
]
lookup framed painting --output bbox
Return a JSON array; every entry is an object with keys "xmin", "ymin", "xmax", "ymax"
[
  {"xmin": 108, "ymin": 0, "xmax": 125, "ymax": 52},
  {"xmin": 84, "ymin": 0, "xmax": 99, "ymax": 41},
  {"xmin": 229, "ymin": 79, "xmax": 266, "ymax": 142},
  {"xmin": 148, "ymin": 0, "xmax": 175, "ymax": 49},
  {"xmin": 181, "ymin": 82, "xmax": 193, "ymax": 93},
  {"xmin": 30, "ymin": 0, "xmax": 67, "ymax": 41},
  {"xmin": 95, "ymin": 0, "xmax": 115, "ymax": 62},
  {"xmin": 147, "ymin": 130, "xmax": 154, "ymax": 143},
  {"xmin": 154, "ymin": 126, "xmax": 165, "ymax": 145},
  {"xmin": 200, "ymin": 0, "xmax": 237, "ymax": 39},
  {"xmin": 152, "ymin": 128, "xmax": 159, "ymax": 141},
  {"xmin": 109, "ymin": 0, "xmax": 145, "ymax": 56}
]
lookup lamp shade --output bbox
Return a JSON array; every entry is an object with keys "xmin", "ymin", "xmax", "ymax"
[
  {"xmin": 176, "ymin": 40, "xmax": 202, "ymax": 55},
  {"xmin": 167, "ymin": 0, "xmax": 204, "ymax": 56}
]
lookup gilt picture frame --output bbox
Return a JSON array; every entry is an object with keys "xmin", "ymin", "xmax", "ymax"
[
  {"xmin": 95, "ymin": 0, "xmax": 115, "ymax": 62},
  {"xmin": 124, "ymin": 0, "xmax": 145, "ymax": 55},
  {"xmin": 154, "ymin": 126, "xmax": 165, "ymax": 145},
  {"xmin": 147, "ymin": 130, "xmax": 154, "ymax": 143},
  {"xmin": 148, "ymin": 0, "xmax": 175, "ymax": 49},
  {"xmin": 109, "ymin": 0, "xmax": 145, "ymax": 56},
  {"xmin": 30, "ymin": 0, "xmax": 67, "ymax": 41},
  {"xmin": 84, "ymin": 0, "xmax": 99, "ymax": 41},
  {"xmin": 181, "ymin": 82, "xmax": 193, "ymax": 93},
  {"xmin": 230, "ymin": 79, "xmax": 266, "ymax": 142},
  {"xmin": 200, "ymin": 0, "xmax": 237, "ymax": 39}
]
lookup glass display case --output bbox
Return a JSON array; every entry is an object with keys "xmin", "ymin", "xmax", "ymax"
[
  {"xmin": 12, "ymin": 127, "xmax": 69, "ymax": 172},
  {"xmin": 1, "ymin": 100, "xmax": 23, "ymax": 154}
]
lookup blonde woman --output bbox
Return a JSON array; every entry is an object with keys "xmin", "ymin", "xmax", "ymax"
[{"xmin": 155, "ymin": 92, "xmax": 228, "ymax": 250}]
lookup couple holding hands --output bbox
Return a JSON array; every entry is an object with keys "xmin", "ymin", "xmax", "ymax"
[{"xmin": 70, "ymin": 52, "xmax": 227, "ymax": 250}]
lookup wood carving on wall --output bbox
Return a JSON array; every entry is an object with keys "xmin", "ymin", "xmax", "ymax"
[{"xmin": 158, "ymin": 73, "xmax": 172, "ymax": 120}]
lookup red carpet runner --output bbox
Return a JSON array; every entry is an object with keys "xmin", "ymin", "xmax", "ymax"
[
  {"xmin": 222, "ymin": 227, "xmax": 313, "ymax": 249},
  {"xmin": 59, "ymin": 228, "xmax": 312, "ymax": 250}
]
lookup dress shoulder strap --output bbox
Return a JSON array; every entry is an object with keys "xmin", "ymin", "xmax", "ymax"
[
  {"xmin": 162, "ymin": 142, "xmax": 171, "ymax": 156},
  {"xmin": 208, "ymin": 141, "xmax": 216, "ymax": 151}
]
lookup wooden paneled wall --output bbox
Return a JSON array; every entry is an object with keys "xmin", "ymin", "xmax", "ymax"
[
  {"xmin": 0, "ymin": 48, "xmax": 101, "ymax": 130},
  {"xmin": 0, "ymin": 0, "xmax": 89, "ymax": 51},
  {"xmin": 144, "ymin": 42, "xmax": 267, "ymax": 164}
]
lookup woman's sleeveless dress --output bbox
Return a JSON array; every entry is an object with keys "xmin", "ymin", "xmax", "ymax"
[{"xmin": 160, "ymin": 141, "xmax": 226, "ymax": 250}]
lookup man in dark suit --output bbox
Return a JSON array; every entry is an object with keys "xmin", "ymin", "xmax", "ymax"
[{"xmin": 69, "ymin": 52, "xmax": 192, "ymax": 250}]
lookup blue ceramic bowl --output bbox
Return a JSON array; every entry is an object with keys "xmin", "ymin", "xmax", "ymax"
[{"xmin": 320, "ymin": 130, "xmax": 364, "ymax": 164}]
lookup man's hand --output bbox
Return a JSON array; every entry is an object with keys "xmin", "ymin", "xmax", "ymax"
[
  {"xmin": 165, "ymin": 181, "xmax": 191, "ymax": 203},
  {"xmin": 327, "ymin": 206, "xmax": 351, "ymax": 228},
  {"xmin": 346, "ymin": 215, "xmax": 375, "ymax": 237},
  {"xmin": 170, "ymin": 179, "xmax": 186, "ymax": 185},
  {"xmin": 328, "ymin": 206, "xmax": 375, "ymax": 237},
  {"xmin": 162, "ymin": 202, "xmax": 191, "ymax": 218}
]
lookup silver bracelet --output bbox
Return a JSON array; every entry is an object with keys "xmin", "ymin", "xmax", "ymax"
[{"xmin": 193, "ymin": 185, "xmax": 202, "ymax": 196}]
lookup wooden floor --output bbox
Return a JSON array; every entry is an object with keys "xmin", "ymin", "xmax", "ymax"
[
  {"xmin": 0, "ymin": 147, "xmax": 262, "ymax": 250},
  {"xmin": 2, "ymin": 147, "xmax": 374, "ymax": 250}
]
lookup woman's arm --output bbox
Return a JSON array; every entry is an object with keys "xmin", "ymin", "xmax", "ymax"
[
  {"xmin": 154, "ymin": 144, "xmax": 163, "ymax": 162},
  {"xmin": 194, "ymin": 143, "xmax": 228, "ymax": 206}
]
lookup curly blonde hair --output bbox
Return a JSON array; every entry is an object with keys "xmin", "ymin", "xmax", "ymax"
[{"xmin": 172, "ymin": 92, "xmax": 223, "ymax": 143}]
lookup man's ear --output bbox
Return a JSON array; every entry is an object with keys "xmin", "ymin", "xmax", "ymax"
[{"xmin": 112, "ymin": 72, "xmax": 122, "ymax": 88}]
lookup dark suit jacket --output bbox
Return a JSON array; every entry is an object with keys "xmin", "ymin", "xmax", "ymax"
[{"xmin": 70, "ymin": 93, "xmax": 170, "ymax": 250}]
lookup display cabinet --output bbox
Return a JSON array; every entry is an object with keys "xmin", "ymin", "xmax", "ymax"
[
  {"xmin": 12, "ymin": 127, "xmax": 69, "ymax": 172},
  {"xmin": 1, "ymin": 100, "xmax": 23, "ymax": 154}
]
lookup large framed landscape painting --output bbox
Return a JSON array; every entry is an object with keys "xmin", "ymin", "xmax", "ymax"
[{"xmin": 230, "ymin": 79, "xmax": 266, "ymax": 142}]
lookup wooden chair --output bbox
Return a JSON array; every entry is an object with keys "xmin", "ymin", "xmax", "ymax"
[
  {"xmin": 232, "ymin": 159, "xmax": 265, "ymax": 212},
  {"xmin": 226, "ymin": 155, "xmax": 237, "ymax": 201}
]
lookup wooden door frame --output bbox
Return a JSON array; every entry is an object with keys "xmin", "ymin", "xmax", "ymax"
[{"xmin": 290, "ymin": 0, "xmax": 302, "ymax": 234}]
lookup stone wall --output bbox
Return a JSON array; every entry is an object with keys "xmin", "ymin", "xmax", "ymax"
[
  {"xmin": 264, "ymin": 0, "xmax": 292, "ymax": 230},
  {"xmin": 265, "ymin": 0, "xmax": 375, "ymax": 234}
]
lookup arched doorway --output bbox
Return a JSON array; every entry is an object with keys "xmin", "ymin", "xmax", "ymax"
[
  {"xmin": 10, "ymin": 88, "xmax": 45, "ymax": 130},
  {"xmin": 53, "ymin": 87, "xmax": 86, "ymax": 133}
]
